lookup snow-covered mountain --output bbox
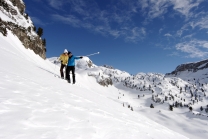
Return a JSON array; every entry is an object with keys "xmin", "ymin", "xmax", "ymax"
[
  {"xmin": 48, "ymin": 55, "xmax": 208, "ymax": 139},
  {"xmin": 1, "ymin": 0, "xmax": 208, "ymax": 139},
  {"xmin": 167, "ymin": 59, "xmax": 208, "ymax": 75},
  {"xmin": 0, "ymin": 0, "xmax": 46, "ymax": 58},
  {"xmin": 0, "ymin": 30, "xmax": 190, "ymax": 139}
]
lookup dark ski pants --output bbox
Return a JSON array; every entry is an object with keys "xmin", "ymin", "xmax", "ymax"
[
  {"xmin": 66, "ymin": 66, "xmax": 75, "ymax": 83},
  {"xmin": 60, "ymin": 64, "xmax": 66, "ymax": 78}
]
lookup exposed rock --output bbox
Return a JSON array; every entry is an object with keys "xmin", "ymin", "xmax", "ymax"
[
  {"xmin": 166, "ymin": 59, "xmax": 208, "ymax": 76},
  {"xmin": 88, "ymin": 72, "xmax": 113, "ymax": 87},
  {"xmin": 103, "ymin": 65, "xmax": 114, "ymax": 69},
  {"xmin": 0, "ymin": 0, "xmax": 46, "ymax": 59},
  {"xmin": 87, "ymin": 59, "xmax": 93, "ymax": 68},
  {"xmin": 98, "ymin": 78, "xmax": 113, "ymax": 87}
]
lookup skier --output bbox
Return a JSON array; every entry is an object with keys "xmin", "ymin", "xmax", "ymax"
[
  {"xmin": 58, "ymin": 49, "xmax": 69, "ymax": 79},
  {"xmin": 66, "ymin": 51, "xmax": 83, "ymax": 84}
]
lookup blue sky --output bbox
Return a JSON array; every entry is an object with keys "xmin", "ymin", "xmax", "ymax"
[{"xmin": 24, "ymin": 0, "xmax": 208, "ymax": 74}]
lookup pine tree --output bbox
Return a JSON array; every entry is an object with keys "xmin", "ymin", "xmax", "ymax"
[
  {"xmin": 33, "ymin": 26, "xmax": 36, "ymax": 31},
  {"xmin": 164, "ymin": 96, "xmax": 167, "ymax": 101},
  {"xmin": 37, "ymin": 27, "xmax": 43, "ymax": 37},
  {"xmin": 3, "ymin": 28, "xmax": 7, "ymax": 36},
  {"xmin": 12, "ymin": 0, "xmax": 16, "ymax": 6},
  {"xmin": 189, "ymin": 107, "xmax": 193, "ymax": 111},
  {"xmin": 200, "ymin": 106, "xmax": 203, "ymax": 111},
  {"xmin": 42, "ymin": 39, "xmax": 46, "ymax": 46},
  {"xmin": 2, "ymin": 1, "xmax": 9, "ymax": 12},
  {"xmin": 25, "ymin": 13, "xmax": 29, "ymax": 20},
  {"xmin": 150, "ymin": 104, "xmax": 154, "ymax": 108},
  {"xmin": 169, "ymin": 105, "xmax": 173, "ymax": 111}
]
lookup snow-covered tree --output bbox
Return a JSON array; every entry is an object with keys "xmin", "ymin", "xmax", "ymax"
[{"xmin": 150, "ymin": 104, "xmax": 154, "ymax": 108}]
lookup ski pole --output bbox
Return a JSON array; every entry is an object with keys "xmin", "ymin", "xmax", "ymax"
[
  {"xmin": 54, "ymin": 60, "xmax": 56, "ymax": 77},
  {"xmin": 53, "ymin": 58, "xmax": 59, "ymax": 77},
  {"xmin": 85, "ymin": 52, "xmax": 100, "ymax": 57}
]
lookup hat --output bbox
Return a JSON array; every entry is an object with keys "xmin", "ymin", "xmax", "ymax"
[
  {"xmin": 64, "ymin": 49, "xmax": 68, "ymax": 53},
  {"xmin": 68, "ymin": 51, "xmax": 72, "ymax": 54}
]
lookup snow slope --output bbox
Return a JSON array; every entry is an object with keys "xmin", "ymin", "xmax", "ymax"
[
  {"xmin": 48, "ymin": 57, "xmax": 208, "ymax": 139},
  {"xmin": 0, "ymin": 32, "xmax": 189, "ymax": 138},
  {"xmin": 82, "ymin": 68, "xmax": 208, "ymax": 139}
]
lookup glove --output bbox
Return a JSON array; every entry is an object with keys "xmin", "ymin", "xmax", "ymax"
[{"xmin": 80, "ymin": 56, "xmax": 83, "ymax": 59}]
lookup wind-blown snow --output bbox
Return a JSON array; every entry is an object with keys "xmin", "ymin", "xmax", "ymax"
[{"xmin": 0, "ymin": 31, "xmax": 189, "ymax": 138}]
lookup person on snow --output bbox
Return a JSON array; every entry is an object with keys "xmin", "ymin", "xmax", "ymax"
[
  {"xmin": 66, "ymin": 51, "xmax": 83, "ymax": 84},
  {"xmin": 58, "ymin": 49, "xmax": 69, "ymax": 79}
]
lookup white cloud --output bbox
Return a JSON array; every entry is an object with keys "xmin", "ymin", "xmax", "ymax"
[
  {"xmin": 125, "ymin": 27, "xmax": 146, "ymax": 42},
  {"xmin": 182, "ymin": 34, "xmax": 195, "ymax": 39},
  {"xmin": 46, "ymin": 0, "xmax": 206, "ymax": 43},
  {"xmin": 139, "ymin": 0, "xmax": 171, "ymax": 19},
  {"xmin": 159, "ymin": 28, "xmax": 164, "ymax": 34},
  {"xmin": 190, "ymin": 16, "xmax": 208, "ymax": 29},
  {"xmin": 49, "ymin": 0, "xmax": 148, "ymax": 42},
  {"xmin": 52, "ymin": 14, "xmax": 81, "ymax": 27},
  {"xmin": 47, "ymin": 0, "xmax": 65, "ymax": 9},
  {"xmin": 30, "ymin": 16, "xmax": 47, "ymax": 26},
  {"xmin": 176, "ymin": 23, "xmax": 189, "ymax": 37},
  {"xmin": 168, "ymin": 52, "xmax": 179, "ymax": 56},
  {"xmin": 176, "ymin": 14, "xmax": 208, "ymax": 38},
  {"xmin": 175, "ymin": 40, "xmax": 208, "ymax": 58},
  {"xmin": 170, "ymin": 0, "xmax": 203, "ymax": 18},
  {"xmin": 149, "ymin": 0, "xmax": 170, "ymax": 19},
  {"xmin": 164, "ymin": 33, "xmax": 172, "ymax": 37},
  {"xmin": 139, "ymin": 0, "xmax": 204, "ymax": 20}
]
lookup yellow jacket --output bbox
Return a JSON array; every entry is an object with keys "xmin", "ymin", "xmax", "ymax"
[{"xmin": 59, "ymin": 53, "xmax": 69, "ymax": 65}]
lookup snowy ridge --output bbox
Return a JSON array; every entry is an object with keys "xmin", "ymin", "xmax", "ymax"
[
  {"xmin": 0, "ymin": 31, "xmax": 189, "ymax": 138},
  {"xmin": 70, "ymin": 61, "xmax": 208, "ymax": 138},
  {"xmin": 166, "ymin": 59, "xmax": 208, "ymax": 76},
  {"xmin": 1, "ymin": 0, "xmax": 46, "ymax": 59},
  {"xmin": 0, "ymin": 0, "xmax": 33, "ymax": 29},
  {"xmin": 49, "ymin": 54, "xmax": 208, "ymax": 138}
]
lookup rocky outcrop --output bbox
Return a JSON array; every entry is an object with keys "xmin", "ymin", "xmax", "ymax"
[
  {"xmin": 98, "ymin": 78, "xmax": 113, "ymax": 87},
  {"xmin": 0, "ymin": 0, "xmax": 46, "ymax": 59},
  {"xmin": 10, "ymin": 0, "xmax": 25, "ymax": 14},
  {"xmin": 166, "ymin": 59, "xmax": 208, "ymax": 75},
  {"xmin": 88, "ymin": 72, "xmax": 113, "ymax": 87},
  {"xmin": 103, "ymin": 65, "xmax": 114, "ymax": 69}
]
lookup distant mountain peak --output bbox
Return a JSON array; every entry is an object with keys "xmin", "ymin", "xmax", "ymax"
[{"xmin": 166, "ymin": 59, "xmax": 208, "ymax": 76}]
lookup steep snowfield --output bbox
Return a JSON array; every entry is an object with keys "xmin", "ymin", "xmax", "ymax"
[{"xmin": 0, "ymin": 32, "xmax": 189, "ymax": 138}]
